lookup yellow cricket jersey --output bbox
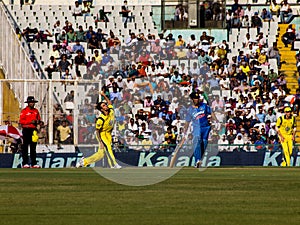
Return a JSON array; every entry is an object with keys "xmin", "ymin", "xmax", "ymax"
[
  {"xmin": 96, "ymin": 105, "xmax": 115, "ymax": 132},
  {"xmin": 276, "ymin": 115, "xmax": 296, "ymax": 136}
]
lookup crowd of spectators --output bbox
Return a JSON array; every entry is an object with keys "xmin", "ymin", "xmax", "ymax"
[
  {"xmin": 226, "ymin": 0, "xmax": 296, "ymax": 31},
  {"xmin": 17, "ymin": 0, "xmax": 300, "ymax": 152}
]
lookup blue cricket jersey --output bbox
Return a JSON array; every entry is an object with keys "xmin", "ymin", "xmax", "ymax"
[{"xmin": 186, "ymin": 102, "xmax": 211, "ymax": 136}]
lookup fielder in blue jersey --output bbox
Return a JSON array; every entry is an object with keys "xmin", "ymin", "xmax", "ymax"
[{"xmin": 185, "ymin": 92, "xmax": 212, "ymax": 168}]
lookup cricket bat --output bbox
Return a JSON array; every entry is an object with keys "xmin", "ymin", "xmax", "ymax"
[{"xmin": 169, "ymin": 136, "xmax": 186, "ymax": 168}]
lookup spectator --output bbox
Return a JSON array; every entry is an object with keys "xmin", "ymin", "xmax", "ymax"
[
  {"xmin": 231, "ymin": 13, "xmax": 241, "ymax": 28},
  {"xmin": 74, "ymin": 50, "xmax": 87, "ymax": 77},
  {"xmin": 141, "ymin": 134, "xmax": 153, "ymax": 151},
  {"xmin": 58, "ymin": 54, "xmax": 72, "ymax": 73},
  {"xmin": 260, "ymin": 8, "xmax": 272, "ymax": 22},
  {"xmin": 235, "ymin": 5, "xmax": 244, "ymax": 19},
  {"xmin": 82, "ymin": 0, "xmax": 91, "ymax": 22},
  {"xmin": 95, "ymin": 28, "xmax": 107, "ymax": 42},
  {"xmin": 88, "ymin": 34, "xmax": 101, "ymax": 50},
  {"xmin": 270, "ymin": 0, "xmax": 280, "ymax": 16},
  {"xmin": 67, "ymin": 28, "xmax": 76, "ymax": 43},
  {"xmin": 242, "ymin": 15, "xmax": 251, "ymax": 28},
  {"xmin": 44, "ymin": 56, "xmax": 57, "ymax": 79},
  {"xmin": 72, "ymin": 39, "xmax": 85, "ymax": 54},
  {"xmin": 57, "ymin": 30, "xmax": 68, "ymax": 43},
  {"xmin": 231, "ymin": 0, "xmax": 241, "ymax": 13},
  {"xmin": 218, "ymin": 134, "xmax": 229, "ymax": 151},
  {"xmin": 121, "ymin": 0, "xmax": 132, "ymax": 27},
  {"xmin": 280, "ymin": 0, "xmax": 293, "ymax": 24},
  {"xmin": 268, "ymin": 42, "xmax": 281, "ymax": 67},
  {"xmin": 97, "ymin": 9, "xmax": 110, "ymax": 22},
  {"xmin": 30, "ymin": 55, "xmax": 39, "ymax": 72},
  {"xmin": 175, "ymin": 35, "xmax": 186, "ymax": 48},
  {"xmin": 109, "ymin": 86, "xmax": 122, "ymax": 102},
  {"xmin": 101, "ymin": 50, "xmax": 113, "ymax": 66},
  {"xmin": 198, "ymin": 50, "xmax": 212, "ymax": 67},
  {"xmin": 57, "ymin": 120, "xmax": 72, "ymax": 146},
  {"xmin": 74, "ymin": 26, "xmax": 86, "ymax": 42},
  {"xmin": 244, "ymin": 4, "xmax": 255, "ymax": 19},
  {"xmin": 200, "ymin": 31, "xmax": 215, "ymax": 44},
  {"xmin": 85, "ymin": 26, "xmax": 96, "ymax": 41},
  {"xmin": 107, "ymin": 31, "xmax": 121, "ymax": 54},
  {"xmin": 281, "ymin": 28, "xmax": 296, "ymax": 50},
  {"xmin": 144, "ymin": 95, "xmax": 154, "ymax": 108},
  {"xmin": 62, "ymin": 20, "xmax": 72, "ymax": 33},
  {"xmin": 73, "ymin": 1, "xmax": 82, "ymax": 17},
  {"xmin": 251, "ymin": 12, "xmax": 262, "ymax": 31},
  {"xmin": 35, "ymin": 29, "xmax": 53, "ymax": 46},
  {"xmin": 156, "ymin": 63, "xmax": 169, "ymax": 77},
  {"xmin": 233, "ymin": 133, "xmax": 245, "ymax": 151},
  {"xmin": 61, "ymin": 68, "xmax": 75, "ymax": 82},
  {"xmin": 174, "ymin": 4, "xmax": 182, "ymax": 21},
  {"xmin": 53, "ymin": 20, "xmax": 62, "ymax": 42},
  {"xmin": 186, "ymin": 34, "xmax": 198, "ymax": 51},
  {"xmin": 49, "ymin": 45, "xmax": 60, "ymax": 59}
]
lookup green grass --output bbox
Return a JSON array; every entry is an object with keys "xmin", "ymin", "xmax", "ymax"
[{"xmin": 1, "ymin": 167, "xmax": 300, "ymax": 225}]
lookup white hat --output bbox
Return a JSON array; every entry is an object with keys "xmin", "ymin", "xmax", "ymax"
[
  {"xmin": 143, "ymin": 134, "xmax": 150, "ymax": 139},
  {"xmin": 287, "ymin": 29, "xmax": 293, "ymax": 32},
  {"xmin": 225, "ymin": 103, "xmax": 231, "ymax": 108},
  {"xmin": 225, "ymin": 109, "xmax": 232, "ymax": 113},
  {"xmin": 252, "ymin": 75, "xmax": 258, "ymax": 79},
  {"xmin": 228, "ymin": 118, "xmax": 235, "ymax": 123},
  {"xmin": 261, "ymin": 50, "xmax": 266, "ymax": 53},
  {"xmin": 117, "ymin": 75, "xmax": 122, "ymax": 80},
  {"xmin": 254, "ymin": 80, "xmax": 261, "ymax": 84},
  {"xmin": 237, "ymin": 133, "xmax": 243, "ymax": 137},
  {"xmin": 246, "ymin": 103, "xmax": 252, "ymax": 108},
  {"xmin": 197, "ymin": 87, "xmax": 204, "ymax": 92},
  {"xmin": 236, "ymin": 103, "xmax": 242, "ymax": 108},
  {"xmin": 108, "ymin": 75, "xmax": 114, "ymax": 79},
  {"xmin": 199, "ymin": 95, "xmax": 204, "ymax": 100}
]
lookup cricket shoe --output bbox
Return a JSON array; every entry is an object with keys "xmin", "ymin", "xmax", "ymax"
[
  {"xmin": 195, "ymin": 160, "xmax": 202, "ymax": 168},
  {"xmin": 22, "ymin": 164, "xmax": 30, "ymax": 168},
  {"xmin": 31, "ymin": 165, "xmax": 41, "ymax": 168},
  {"xmin": 112, "ymin": 164, "xmax": 122, "ymax": 169},
  {"xmin": 76, "ymin": 157, "xmax": 85, "ymax": 168}
]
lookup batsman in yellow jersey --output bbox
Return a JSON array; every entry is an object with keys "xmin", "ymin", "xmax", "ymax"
[
  {"xmin": 76, "ymin": 91, "xmax": 122, "ymax": 169},
  {"xmin": 276, "ymin": 106, "xmax": 296, "ymax": 167}
]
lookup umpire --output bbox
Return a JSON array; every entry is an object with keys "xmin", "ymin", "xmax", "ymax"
[{"xmin": 19, "ymin": 96, "xmax": 41, "ymax": 168}]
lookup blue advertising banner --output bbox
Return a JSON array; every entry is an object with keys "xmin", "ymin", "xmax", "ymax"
[{"xmin": 0, "ymin": 150, "xmax": 300, "ymax": 168}]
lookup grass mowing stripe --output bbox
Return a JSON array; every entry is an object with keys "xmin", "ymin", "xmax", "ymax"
[{"xmin": 0, "ymin": 168, "xmax": 300, "ymax": 225}]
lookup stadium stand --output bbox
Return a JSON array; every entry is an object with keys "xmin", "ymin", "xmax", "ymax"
[{"xmin": 0, "ymin": 0, "xmax": 300, "ymax": 153}]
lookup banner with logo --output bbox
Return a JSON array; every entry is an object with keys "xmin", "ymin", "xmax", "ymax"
[{"xmin": 1, "ymin": 149, "xmax": 300, "ymax": 168}]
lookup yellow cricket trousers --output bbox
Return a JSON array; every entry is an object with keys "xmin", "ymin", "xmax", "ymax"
[
  {"xmin": 84, "ymin": 131, "xmax": 117, "ymax": 167},
  {"xmin": 280, "ymin": 134, "xmax": 293, "ymax": 167}
]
